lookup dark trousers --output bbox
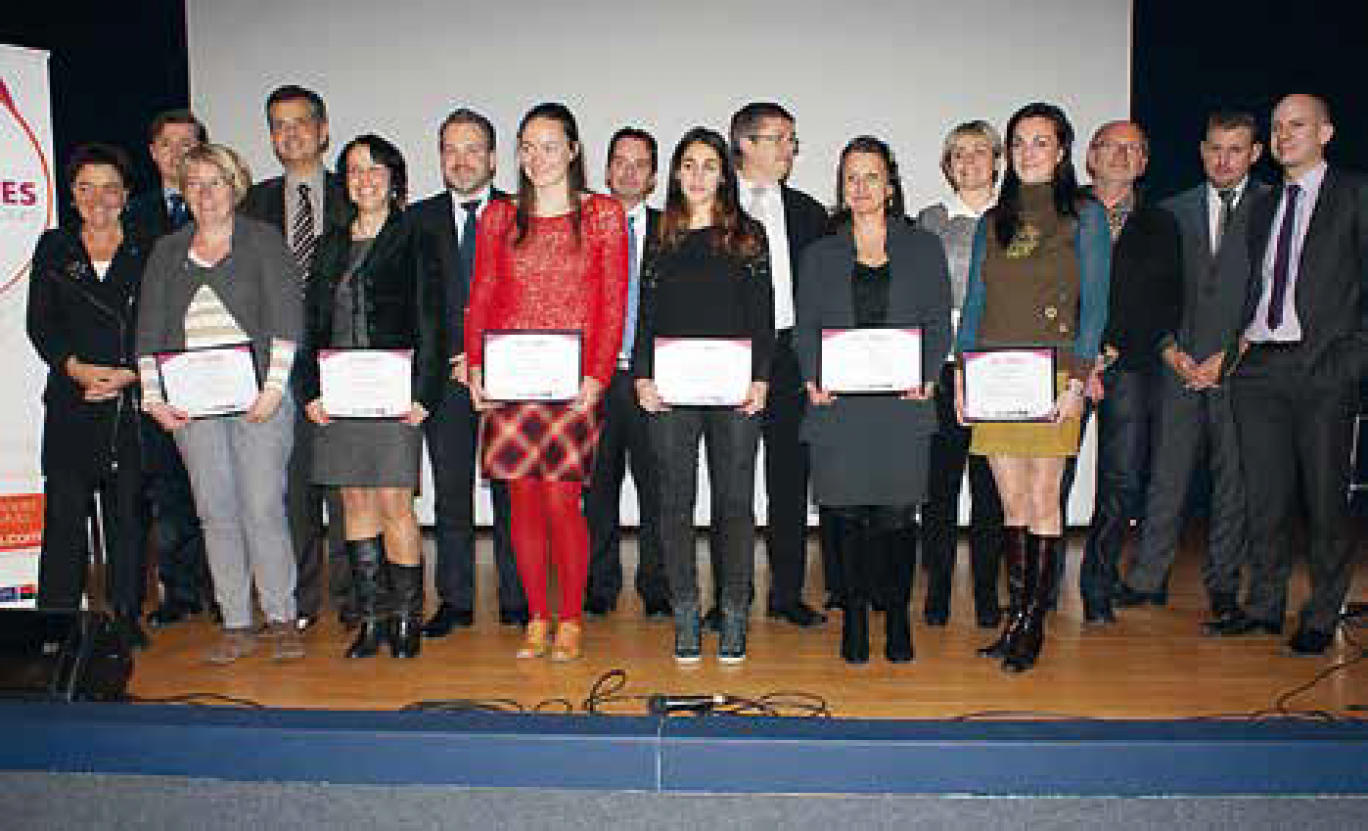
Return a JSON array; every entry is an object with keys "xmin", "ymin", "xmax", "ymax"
[
  {"xmin": 1128, "ymin": 372, "xmax": 1246, "ymax": 599},
  {"xmin": 651, "ymin": 406, "xmax": 760, "ymax": 613},
  {"xmin": 761, "ymin": 332, "xmax": 811, "ymax": 608},
  {"xmin": 584, "ymin": 371, "xmax": 668, "ymax": 606},
  {"xmin": 1081, "ymin": 368, "xmax": 1162, "ymax": 606},
  {"xmin": 38, "ymin": 446, "xmax": 144, "ymax": 616},
  {"xmin": 142, "ymin": 418, "xmax": 209, "ymax": 608},
  {"xmin": 1232, "ymin": 346, "xmax": 1359, "ymax": 633},
  {"xmin": 922, "ymin": 363, "xmax": 1004, "ymax": 617},
  {"xmin": 286, "ymin": 407, "xmax": 345, "ymax": 618},
  {"xmin": 423, "ymin": 381, "xmax": 525, "ymax": 613}
]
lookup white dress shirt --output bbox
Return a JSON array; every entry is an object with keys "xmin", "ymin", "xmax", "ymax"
[
  {"xmin": 1245, "ymin": 161, "xmax": 1328, "ymax": 343},
  {"xmin": 739, "ymin": 175, "xmax": 794, "ymax": 330}
]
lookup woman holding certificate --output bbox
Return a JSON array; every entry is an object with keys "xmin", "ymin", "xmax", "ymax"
[
  {"xmin": 464, "ymin": 103, "xmax": 627, "ymax": 663},
  {"xmin": 137, "ymin": 143, "xmax": 305, "ymax": 664},
  {"xmin": 298, "ymin": 134, "xmax": 447, "ymax": 660},
  {"xmin": 954, "ymin": 103, "xmax": 1111, "ymax": 673},
  {"xmin": 795, "ymin": 136, "xmax": 951, "ymax": 664},
  {"xmin": 27, "ymin": 144, "xmax": 149, "ymax": 650},
  {"xmin": 632, "ymin": 127, "xmax": 773, "ymax": 665}
]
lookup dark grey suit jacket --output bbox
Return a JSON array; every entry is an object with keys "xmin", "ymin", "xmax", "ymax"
[
  {"xmin": 409, "ymin": 188, "xmax": 509, "ymax": 359},
  {"xmin": 1238, "ymin": 167, "xmax": 1368, "ymax": 385},
  {"xmin": 1162, "ymin": 178, "xmax": 1271, "ymax": 361},
  {"xmin": 239, "ymin": 170, "xmax": 350, "ymax": 241}
]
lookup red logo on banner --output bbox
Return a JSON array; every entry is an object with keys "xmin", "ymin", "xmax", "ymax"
[
  {"xmin": 0, "ymin": 493, "xmax": 44, "ymax": 551},
  {"xmin": 0, "ymin": 77, "xmax": 54, "ymax": 297}
]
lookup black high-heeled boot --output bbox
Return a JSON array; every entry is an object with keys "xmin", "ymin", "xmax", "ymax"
[
  {"xmin": 838, "ymin": 514, "xmax": 869, "ymax": 664},
  {"xmin": 388, "ymin": 563, "xmax": 424, "ymax": 658},
  {"xmin": 883, "ymin": 524, "xmax": 916, "ymax": 663},
  {"xmin": 979, "ymin": 527, "xmax": 1030, "ymax": 658},
  {"xmin": 345, "ymin": 537, "xmax": 387, "ymax": 659},
  {"xmin": 1004, "ymin": 533, "xmax": 1059, "ymax": 673}
]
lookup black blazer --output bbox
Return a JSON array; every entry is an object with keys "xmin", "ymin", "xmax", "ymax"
[
  {"xmin": 26, "ymin": 226, "xmax": 147, "ymax": 476},
  {"xmin": 1238, "ymin": 167, "xmax": 1368, "ymax": 385},
  {"xmin": 409, "ymin": 187, "xmax": 508, "ymax": 359},
  {"xmin": 122, "ymin": 189, "xmax": 176, "ymax": 241},
  {"xmin": 297, "ymin": 210, "xmax": 449, "ymax": 412},
  {"xmin": 239, "ymin": 170, "xmax": 350, "ymax": 239},
  {"xmin": 781, "ymin": 185, "xmax": 830, "ymax": 305},
  {"xmin": 1102, "ymin": 195, "xmax": 1184, "ymax": 372}
]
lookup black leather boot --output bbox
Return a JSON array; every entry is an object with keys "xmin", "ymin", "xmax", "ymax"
[
  {"xmin": 883, "ymin": 525, "xmax": 916, "ymax": 663},
  {"xmin": 388, "ymin": 563, "xmax": 424, "ymax": 658},
  {"xmin": 979, "ymin": 527, "xmax": 1030, "ymax": 658},
  {"xmin": 838, "ymin": 514, "xmax": 869, "ymax": 664},
  {"xmin": 345, "ymin": 537, "xmax": 387, "ymax": 659},
  {"xmin": 1004, "ymin": 533, "xmax": 1058, "ymax": 673}
]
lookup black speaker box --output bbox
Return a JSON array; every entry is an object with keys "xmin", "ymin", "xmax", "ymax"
[{"xmin": 0, "ymin": 609, "xmax": 133, "ymax": 702}]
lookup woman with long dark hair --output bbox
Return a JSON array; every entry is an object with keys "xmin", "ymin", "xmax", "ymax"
[
  {"xmin": 298, "ymin": 134, "xmax": 446, "ymax": 660},
  {"xmin": 954, "ymin": 103, "xmax": 1111, "ymax": 672},
  {"xmin": 633, "ymin": 127, "xmax": 773, "ymax": 664},
  {"xmin": 465, "ymin": 103, "xmax": 627, "ymax": 662},
  {"xmin": 796, "ymin": 136, "xmax": 951, "ymax": 663}
]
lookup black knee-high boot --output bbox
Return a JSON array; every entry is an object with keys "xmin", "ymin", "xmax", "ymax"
[
  {"xmin": 345, "ymin": 537, "xmax": 388, "ymax": 659},
  {"xmin": 979, "ymin": 527, "xmax": 1031, "ymax": 658},
  {"xmin": 838, "ymin": 514, "xmax": 869, "ymax": 664},
  {"xmin": 389, "ymin": 563, "xmax": 424, "ymax": 658},
  {"xmin": 883, "ymin": 522, "xmax": 916, "ymax": 663},
  {"xmin": 1004, "ymin": 533, "xmax": 1058, "ymax": 673}
]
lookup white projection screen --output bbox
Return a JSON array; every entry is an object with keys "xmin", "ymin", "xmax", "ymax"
[{"xmin": 189, "ymin": 0, "xmax": 1132, "ymax": 525}]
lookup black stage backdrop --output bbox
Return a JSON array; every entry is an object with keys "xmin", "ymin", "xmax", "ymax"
[{"xmin": 4, "ymin": 2, "xmax": 1366, "ymax": 213}]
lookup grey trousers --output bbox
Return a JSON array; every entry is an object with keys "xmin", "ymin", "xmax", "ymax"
[
  {"xmin": 174, "ymin": 394, "xmax": 298, "ymax": 630},
  {"xmin": 1128, "ymin": 372, "xmax": 1246, "ymax": 598}
]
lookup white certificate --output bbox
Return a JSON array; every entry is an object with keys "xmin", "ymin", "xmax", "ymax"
[
  {"xmin": 483, "ymin": 330, "xmax": 582, "ymax": 402},
  {"xmin": 653, "ymin": 338, "xmax": 752, "ymax": 406},
  {"xmin": 820, "ymin": 327, "xmax": 922, "ymax": 394},
  {"xmin": 962, "ymin": 348, "xmax": 1057, "ymax": 422},
  {"xmin": 156, "ymin": 343, "xmax": 259, "ymax": 419},
  {"xmin": 319, "ymin": 349, "xmax": 412, "ymax": 418}
]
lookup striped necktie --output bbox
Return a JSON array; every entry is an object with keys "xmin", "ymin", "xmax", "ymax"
[{"xmin": 291, "ymin": 182, "xmax": 318, "ymax": 278}]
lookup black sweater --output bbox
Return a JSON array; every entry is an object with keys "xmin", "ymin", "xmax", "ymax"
[
  {"xmin": 1103, "ymin": 199, "xmax": 1184, "ymax": 372},
  {"xmin": 632, "ymin": 226, "xmax": 775, "ymax": 381}
]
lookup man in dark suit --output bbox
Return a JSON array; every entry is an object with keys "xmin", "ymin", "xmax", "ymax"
[
  {"xmin": 1116, "ymin": 110, "xmax": 1269, "ymax": 626},
  {"xmin": 123, "ymin": 109, "xmax": 213, "ymax": 631},
  {"xmin": 730, "ymin": 102, "xmax": 830, "ymax": 627},
  {"xmin": 582, "ymin": 127, "xmax": 670, "ymax": 618},
  {"xmin": 239, "ymin": 84, "xmax": 349, "ymax": 631},
  {"xmin": 1212, "ymin": 93, "xmax": 1366, "ymax": 655},
  {"xmin": 410, "ymin": 108, "xmax": 528, "ymax": 634},
  {"xmin": 1077, "ymin": 120, "xmax": 1184, "ymax": 624}
]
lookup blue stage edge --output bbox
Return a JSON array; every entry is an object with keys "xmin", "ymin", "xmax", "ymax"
[{"xmin": 4, "ymin": 702, "xmax": 1366, "ymax": 795}]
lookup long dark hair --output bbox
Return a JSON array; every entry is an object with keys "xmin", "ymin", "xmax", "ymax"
[
  {"xmin": 513, "ymin": 102, "xmax": 587, "ymax": 246},
  {"xmin": 994, "ymin": 102, "xmax": 1083, "ymax": 245},
  {"xmin": 337, "ymin": 133, "xmax": 408, "ymax": 215},
  {"xmin": 658, "ymin": 127, "xmax": 762, "ymax": 258},
  {"xmin": 828, "ymin": 135, "xmax": 904, "ymax": 232}
]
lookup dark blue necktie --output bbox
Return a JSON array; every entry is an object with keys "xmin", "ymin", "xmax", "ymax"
[
  {"xmin": 460, "ymin": 200, "xmax": 480, "ymax": 288},
  {"xmin": 1266, "ymin": 184, "xmax": 1301, "ymax": 330},
  {"xmin": 167, "ymin": 193, "xmax": 189, "ymax": 230}
]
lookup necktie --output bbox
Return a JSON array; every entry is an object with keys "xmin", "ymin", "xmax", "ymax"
[
  {"xmin": 167, "ymin": 193, "xmax": 189, "ymax": 230},
  {"xmin": 459, "ymin": 199, "xmax": 481, "ymax": 288},
  {"xmin": 1266, "ymin": 183, "xmax": 1301, "ymax": 330},
  {"xmin": 622, "ymin": 214, "xmax": 639, "ymax": 362},
  {"xmin": 1213, "ymin": 188, "xmax": 1237, "ymax": 254},
  {"xmin": 291, "ymin": 182, "xmax": 317, "ymax": 278}
]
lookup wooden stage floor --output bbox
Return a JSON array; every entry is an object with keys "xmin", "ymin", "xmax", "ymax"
[{"xmin": 128, "ymin": 532, "xmax": 1367, "ymax": 720}]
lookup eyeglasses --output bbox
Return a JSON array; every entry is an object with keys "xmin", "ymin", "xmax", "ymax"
[
  {"xmin": 749, "ymin": 133, "xmax": 800, "ymax": 153},
  {"xmin": 1091, "ymin": 140, "xmax": 1144, "ymax": 156}
]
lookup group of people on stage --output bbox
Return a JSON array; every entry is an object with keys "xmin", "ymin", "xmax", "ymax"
[{"xmin": 27, "ymin": 86, "xmax": 1364, "ymax": 673}]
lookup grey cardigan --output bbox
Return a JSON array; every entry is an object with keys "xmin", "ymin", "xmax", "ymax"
[
  {"xmin": 136, "ymin": 215, "xmax": 304, "ymax": 372},
  {"xmin": 794, "ymin": 220, "xmax": 953, "ymax": 445}
]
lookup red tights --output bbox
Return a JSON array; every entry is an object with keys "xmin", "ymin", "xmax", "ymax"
[{"xmin": 507, "ymin": 478, "xmax": 588, "ymax": 623}]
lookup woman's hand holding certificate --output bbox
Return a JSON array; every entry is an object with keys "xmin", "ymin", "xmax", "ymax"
[
  {"xmin": 960, "ymin": 348, "xmax": 1056, "ymax": 423},
  {"xmin": 155, "ymin": 343, "xmax": 259, "ymax": 419}
]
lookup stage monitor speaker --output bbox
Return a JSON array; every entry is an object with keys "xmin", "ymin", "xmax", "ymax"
[{"xmin": 0, "ymin": 610, "xmax": 132, "ymax": 702}]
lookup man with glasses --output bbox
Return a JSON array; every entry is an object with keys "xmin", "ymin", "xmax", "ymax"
[
  {"xmin": 1076, "ymin": 120, "xmax": 1183, "ymax": 624},
  {"xmin": 240, "ymin": 84, "xmax": 351, "ymax": 631},
  {"xmin": 727, "ymin": 102, "xmax": 830, "ymax": 628}
]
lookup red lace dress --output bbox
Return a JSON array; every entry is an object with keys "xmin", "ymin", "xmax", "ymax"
[{"xmin": 465, "ymin": 194, "xmax": 628, "ymax": 481}]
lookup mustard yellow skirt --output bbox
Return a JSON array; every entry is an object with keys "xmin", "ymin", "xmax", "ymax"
[{"xmin": 969, "ymin": 372, "xmax": 1081, "ymax": 458}]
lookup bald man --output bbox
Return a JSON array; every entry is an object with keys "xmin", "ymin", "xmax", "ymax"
[{"xmin": 1209, "ymin": 94, "xmax": 1368, "ymax": 655}]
